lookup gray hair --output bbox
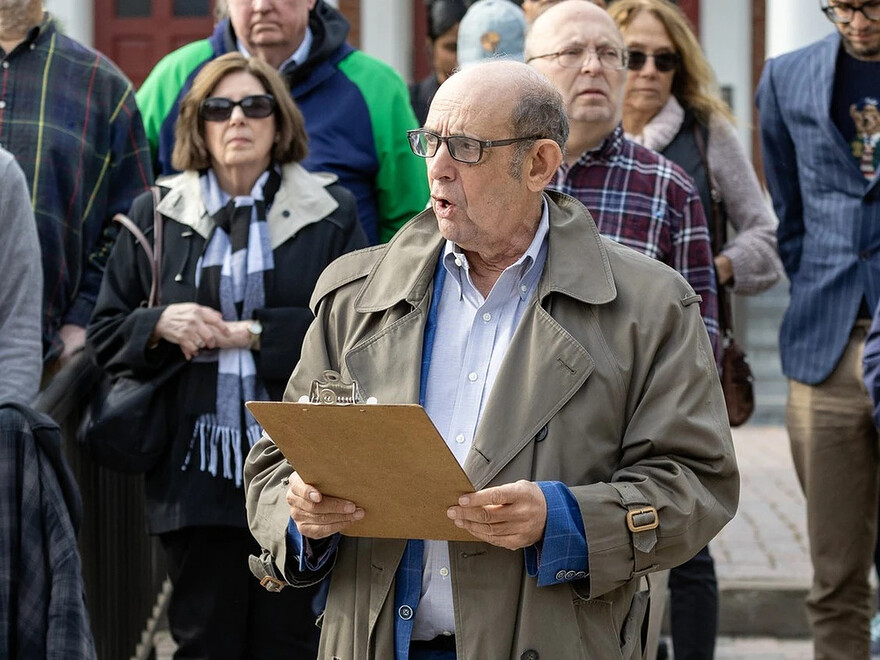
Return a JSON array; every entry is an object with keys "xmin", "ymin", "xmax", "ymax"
[{"xmin": 508, "ymin": 69, "xmax": 569, "ymax": 177}]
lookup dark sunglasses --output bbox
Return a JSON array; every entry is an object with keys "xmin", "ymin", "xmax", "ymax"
[
  {"xmin": 199, "ymin": 94, "xmax": 277, "ymax": 122},
  {"xmin": 626, "ymin": 50, "xmax": 680, "ymax": 73}
]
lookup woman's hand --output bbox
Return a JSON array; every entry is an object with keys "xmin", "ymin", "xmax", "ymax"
[
  {"xmin": 152, "ymin": 303, "xmax": 230, "ymax": 360},
  {"xmin": 212, "ymin": 320, "xmax": 254, "ymax": 351}
]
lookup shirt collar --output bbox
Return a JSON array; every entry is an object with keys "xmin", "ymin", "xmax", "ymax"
[
  {"xmin": 237, "ymin": 26, "xmax": 313, "ymax": 69},
  {"xmin": 569, "ymin": 123, "xmax": 625, "ymax": 170},
  {"xmin": 0, "ymin": 14, "xmax": 47, "ymax": 58},
  {"xmin": 442, "ymin": 196, "xmax": 550, "ymax": 301}
]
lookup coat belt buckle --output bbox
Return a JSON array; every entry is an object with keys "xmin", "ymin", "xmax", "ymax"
[{"xmin": 626, "ymin": 506, "xmax": 659, "ymax": 533}]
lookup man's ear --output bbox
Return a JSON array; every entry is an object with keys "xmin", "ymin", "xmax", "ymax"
[{"xmin": 525, "ymin": 139, "xmax": 564, "ymax": 192}]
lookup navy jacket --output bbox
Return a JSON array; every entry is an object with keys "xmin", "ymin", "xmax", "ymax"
[{"xmin": 757, "ymin": 32, "xmax": 880, "ymax": 384}]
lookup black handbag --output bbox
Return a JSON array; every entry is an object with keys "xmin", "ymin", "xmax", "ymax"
[
  {"xmin": 78, "ymin": 188, "xmax": 184, "ymax": 473},
  {"xmin": 694, "ymin": 126, "xmax": 755, "ymax": 427}
]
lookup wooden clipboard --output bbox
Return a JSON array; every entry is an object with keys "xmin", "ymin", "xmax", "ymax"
[{"xmin": 246, "ymin": 400, "xmax": 477, "ymax": 541}]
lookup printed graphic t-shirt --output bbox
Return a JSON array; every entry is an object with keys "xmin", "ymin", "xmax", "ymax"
[{"xmin": 832, "ymin": 48, "xmax": 880, "ymax": 181}]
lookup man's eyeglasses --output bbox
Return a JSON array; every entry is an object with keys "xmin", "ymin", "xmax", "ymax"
[
  {"xmin": 199, "ymin": 95, "xmax": 277, "ymax": 122},
  {"xmin": 407, "ymin": 129, "xmax": 541, "ymax": 164},
  {"xmin": 626, "ymin": 50, "xmax": 681, "ymax": 73},
  {"xmin": 821, "ymin": 1, "xmax": 880, "ymax": 23},
  {"xmin": 526, "ymin": 45, "xmax": 628, "ymax": 71}
]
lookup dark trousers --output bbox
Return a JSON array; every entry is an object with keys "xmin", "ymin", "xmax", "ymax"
[
  {"xmin": 160, "ymin": 526, "xmax": 321, "ymax": 660},
  {"xmin": 669, "ymin": 545, "xmax": 718, "ymax": 660}
]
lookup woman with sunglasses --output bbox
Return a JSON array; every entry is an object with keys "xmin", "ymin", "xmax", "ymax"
[
  {"xmin": 608, "ymin": 2, "xmax": 783, "ymax": 660},
  {"xmin": 87, "ymin": 52, "xmax": 366, "ymax": 659},
  {"xmin": 610, "ymin": 0, "xmax": 781, "ymax": 298}
]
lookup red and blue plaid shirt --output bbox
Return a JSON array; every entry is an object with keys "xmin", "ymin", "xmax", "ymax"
[
  {"xmin": 0, "ymin": 14, "xmax": 152, "ymax": 361},
  {"xmin": 549, "ymin": 125, "xmax": 720, "ymax": 359}
]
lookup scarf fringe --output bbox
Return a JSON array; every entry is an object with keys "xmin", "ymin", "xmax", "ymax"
[{"xmin": 183, "ymin": 414, "xmax": 262, "ymax": 488}]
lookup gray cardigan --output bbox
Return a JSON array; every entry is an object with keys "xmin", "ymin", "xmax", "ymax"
[{"xmin": 0, "ymin": 148, "xmax": 43, "ymax": 404}]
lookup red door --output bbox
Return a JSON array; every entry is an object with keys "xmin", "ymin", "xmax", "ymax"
[{"xmin": 94, "ymin": 0, "xmax": 217, "ymax": 88}]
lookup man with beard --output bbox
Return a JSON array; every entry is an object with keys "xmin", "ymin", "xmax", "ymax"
[
  {"xmin": 756, "ymin": 2, "xmax": 880, "ymax": 658},
  {"xmin": 0, "ymin": 0, "xmax": 152, "ymax": 376}
]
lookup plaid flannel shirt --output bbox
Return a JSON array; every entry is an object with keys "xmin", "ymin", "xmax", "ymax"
[
  {"xmin": 0, "ymin": 14, "xmax": 152, "ymax": 360},
  {"xmin": 549, "ymin": 125, "xmax": 720, "ymax": 359}
]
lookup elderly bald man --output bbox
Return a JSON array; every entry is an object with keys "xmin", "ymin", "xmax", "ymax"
[
  {"xmin": 245, "ymin": 59, "xmax": 738, "ymax": 660},
  {"xmin": 527, "ymin": 0, "xmax": 720, "ymax": 367}
]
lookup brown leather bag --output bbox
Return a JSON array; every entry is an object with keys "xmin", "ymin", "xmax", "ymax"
[
  {"xmin": 694, "ymin": 125, "xmax": 755, "ymax": 427},
  {"xmin": 720, "ymin": 336, "xmax": 755, "ymax": 426}
]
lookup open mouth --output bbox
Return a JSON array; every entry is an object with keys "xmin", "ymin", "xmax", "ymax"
[{"xmin": 432, "ymin": 195, "xmax": 455, "ymax": 218}]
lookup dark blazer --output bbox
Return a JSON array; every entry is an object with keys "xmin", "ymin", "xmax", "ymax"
[
  {"xmin": 86, "ymin": 164, "xmax": 367, "ymax": 534},
  {"xmin": 757, "ymin": 32, "xmax": 880, "ymax": 384}
]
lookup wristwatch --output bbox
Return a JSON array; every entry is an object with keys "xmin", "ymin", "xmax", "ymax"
[{"xmin": 247, "ymin": 319, "xmax": 263, "ymax": 350}]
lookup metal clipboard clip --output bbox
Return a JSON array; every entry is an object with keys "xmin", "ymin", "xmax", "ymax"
[{"xmin": 297, "ymin": 370, "xmax": 378, "ymax": 405}]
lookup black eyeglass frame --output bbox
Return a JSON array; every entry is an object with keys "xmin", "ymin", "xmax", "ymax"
[
  {"xmin": 199, "ymin": 94, "xmax": 277, "ymax": 122},
  {"xmin": 820, "ymin": 0, "xmax": 880, "ymax": 23},
  {"xmin": 626, "ymin": 50, "xmax": 681, "ymax": 73},
  {"xmin": 525, "ymin": 45, "xmax": 629, "ymax": 71},
  {"xmin": 407, "ymin": 129, "xmax": 542, "ymax": 164}
]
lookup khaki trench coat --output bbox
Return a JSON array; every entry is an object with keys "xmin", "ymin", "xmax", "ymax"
[{"xmin": 245, "ymin": 191, "xmax": 739, "ymax": 660}]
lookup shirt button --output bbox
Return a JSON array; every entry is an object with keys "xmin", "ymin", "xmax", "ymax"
[
  {"xmin": 555, "ymin": 569, "xmax": 566, "ymax": 581},
  {"xmin": 468, "ymin": 372, "xmax": 477, "ymax": 382},
  {"xmin": 455, "ymin": 433, "xmax": 465, "ymax": 444},
  {"xmin": 454, "ymin": 258, "xmax": 462, "ymax": 267},
  {"xmin": 439, "ymin": 567, "xmax": 449, "ymax": 577},
  {"xmin": 520, "ymin": 284, "xmax": 528, "ymax": 293},
  {"xmin": 1, "ymin": 61, "xmax": 7, "ymax": 69},
  {"xmin": 0, "ymin": 101, "xmax": 6, "ymax": 109},
  {"xmin": 398, "ymin": 605, "xmax": 413, "ymax": 620},
  {"xmin": 482, "ymin": 312, "xmax": 491, "ymax": 322}
]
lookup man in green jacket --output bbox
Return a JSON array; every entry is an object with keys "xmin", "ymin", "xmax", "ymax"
[{"xmin": 136, "ymin": 0, "xmax": 428, "ymax": 244}]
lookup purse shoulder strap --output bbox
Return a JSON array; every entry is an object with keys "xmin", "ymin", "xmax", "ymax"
[
  {"xmin": 111, "ymin": 186, "xmax": 165, "ymax": 308},
  {"xmin": 149, "ymin": 186, "xmax": 164, "ymax": 307},
  {"xmin": 692, "ymin": 122, "xmax": 734, "ymax": 335}
]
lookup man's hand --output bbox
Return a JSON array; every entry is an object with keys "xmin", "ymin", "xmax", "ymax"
[
  {"xmin": 152, "ymin": 303, "xmax": 230, "ymax": 360},
  {"xmin": 447, "ymin": 480, "xmax": 548, "ymax": 550},
  {"xmin": 57, "ymin": 324, "xmax": 87, "ymax": 367},
  {"xmin": 286, "ymin": 471, "xmax": 364, "ymax": 540}
]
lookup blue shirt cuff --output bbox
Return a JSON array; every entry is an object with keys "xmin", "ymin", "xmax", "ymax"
[
  {"xmin": 524, "ymin": 481, "xmax": 589, "ymax": 588},
  {"xmin": 286, "ymin": 518, "xmax": 339, "ymax": 572}
]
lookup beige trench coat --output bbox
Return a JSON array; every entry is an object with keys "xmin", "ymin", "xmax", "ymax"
[{"xmin": 245, "ymin": 191, "xmax": 739, "ymax": 660}]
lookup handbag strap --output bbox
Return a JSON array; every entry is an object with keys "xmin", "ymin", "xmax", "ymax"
[
  {"xmin": 111, "ymin": 186, "xmax": 165, "ymax": 308},
  {"xmin": 692, "ymin": 124, "xmax": 734, "ymax": 335}
]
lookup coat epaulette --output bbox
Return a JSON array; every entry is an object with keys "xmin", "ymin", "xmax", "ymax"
[{"xmin": 309, "ymin": 245, "xmax": 387, "ymax": 313}]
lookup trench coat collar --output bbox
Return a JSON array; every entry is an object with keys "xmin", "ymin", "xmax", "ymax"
[
  {"xmin": 155, "ymin": 162, "xmax": 339, "ymax": 250},
  {"xmin": 354, "ymin": 190, "xmax": 618, "ymax": 313}
]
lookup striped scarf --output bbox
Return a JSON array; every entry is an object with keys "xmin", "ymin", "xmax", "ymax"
[{"xmin": 182, "ymin": 167, "xmax": 280, "ymax": 486}]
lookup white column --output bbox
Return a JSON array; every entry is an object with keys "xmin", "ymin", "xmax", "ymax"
[
  {"xmin": 360, "ymin": 0, "xmax": 413, "ymax": 80},
  {"xmin": 44, "ymin": 0, "xmax": 94, "ymax": 47},
  {"xmin": 701, "ymin": 0, "xmax": 753, "ymax": 152},
  {"xmin": 766, "ymin": 0, "xmax": 833, "ymax": 58}
]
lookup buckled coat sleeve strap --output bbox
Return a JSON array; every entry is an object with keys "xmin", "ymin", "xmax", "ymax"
[{"xmin": 610, "ymin": 482, "xmax": 659, "ymax": 578}]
